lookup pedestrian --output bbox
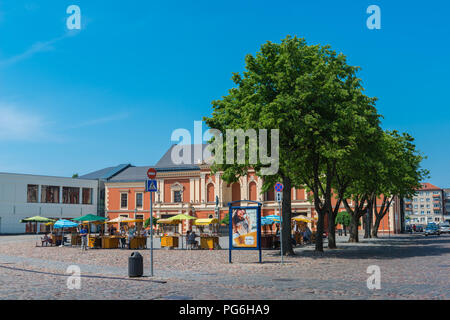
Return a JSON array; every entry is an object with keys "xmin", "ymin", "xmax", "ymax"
[
  {"xmin": 80, "ymin": 226, "xmax": 88, "ymax": 251},
  {"xmin": 186, "ymin": 230, "xmax": 191, "ymax": 249}
]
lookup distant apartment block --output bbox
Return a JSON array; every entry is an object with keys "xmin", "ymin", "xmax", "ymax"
[
  {"xmin": 404, "ymin": 183, "xmax": 445, "ymax": 225},
  {"xmin": 444, "ymin": 188, "xmax": 450, "ymax": 221}
]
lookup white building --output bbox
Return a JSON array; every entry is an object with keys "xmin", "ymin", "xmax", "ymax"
[{"xmin": 0, "ymin": 172, "xmax": 98, "ymax": 234}]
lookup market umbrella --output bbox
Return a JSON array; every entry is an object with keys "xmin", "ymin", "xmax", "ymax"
[
  {"xmin": 167, "ymin": 214, "xmax": 197, "ymax": 222},
  {"xmin": 20, "ymin": 216, "xmax": 56, "ymax": 246},
  {"xmin": 166, "ymin": 214, "xmax": 197, "ymax": 249},
  {"xmin": 292, "ymin": 215, "xmax": 315, "ymax": 223},
  {"xmin": 73, "ymin": 214, "xmax": 107, "ymax": 235},
  {"xmin": 264, "ymin": 215, "xmax": 281, "ymax": 223},
  {"xmin": 261, "ymin": 217, "xmax": 275, "ymax": 226},
  {"xmin": 53, "ymin": 219, "xmax": 79, "ymax": 247}
]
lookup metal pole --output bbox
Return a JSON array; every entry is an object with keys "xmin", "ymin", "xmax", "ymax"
[
  {"xmin": 150, "ymin": 191, "xmax": 154, "ymax": 277},
  {"xmin": 279, "ymin": 202, "xmax": 283, "ymax": 264}
]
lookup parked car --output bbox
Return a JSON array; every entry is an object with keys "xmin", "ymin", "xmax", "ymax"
[
  {"xmin": 424, "ymin": 223, "xmax": 440, "ymax": 236},
  {"xmin": 415, "ymin": 225, "xmax": 424, "ymax": 232},
  {"xmin": 439, "ymin": 222, "xmax": 450, "ymax": 234}
]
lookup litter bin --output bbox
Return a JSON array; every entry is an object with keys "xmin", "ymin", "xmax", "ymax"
[{"xmin": 128, "ymin": 252, "xmax": 143, "ymax": 277}]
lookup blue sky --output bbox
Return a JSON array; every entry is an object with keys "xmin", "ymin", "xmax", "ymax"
[{"xmin": 0, "ymin": 0, "xmax": 449, "ymax": 187}]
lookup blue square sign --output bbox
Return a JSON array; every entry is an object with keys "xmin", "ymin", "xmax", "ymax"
[{"xmin": 146, "ymin": 179, "xmax": 158, "ymax": 192}]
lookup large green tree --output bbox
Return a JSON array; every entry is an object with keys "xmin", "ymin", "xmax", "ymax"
[{"xmin": 204, "ymin": 35, "xmax": 380, "ymax": 253}]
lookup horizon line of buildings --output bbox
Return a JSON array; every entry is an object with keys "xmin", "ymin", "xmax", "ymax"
[{"xmin": 0, "ymin": 144, "xmax": 448, "ymax": 234}]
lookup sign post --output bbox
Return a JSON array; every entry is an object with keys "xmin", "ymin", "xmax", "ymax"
[
  {"xmin": 146, "ymin": 168, "xmax": 157, "ymax": 277},
  {"xmin": 275, "ymin": 182, "xmax": 284, "ymax": 264}
]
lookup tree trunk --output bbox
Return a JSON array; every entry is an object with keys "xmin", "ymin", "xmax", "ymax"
[
  {"xmin": 327, "ymin": 209, "xmax": 337, "ymax": 249},
  {"xmin": 343, "ymin": 225, "xmax": 347, "ymax": 236},
  {"xmin": 281, "ymin": 176, "xmax": 294, "ymax": 256},
  {"xmin": 348, "ymin": 214, "xmax": 359, "ymax": 243},
  {"xmin": 372, "ymin": 217, "xmax": 381, "ymax": 238},
  {"xmin": 315, "ymin": 210, "xmax": 325, "ymax": 252}
]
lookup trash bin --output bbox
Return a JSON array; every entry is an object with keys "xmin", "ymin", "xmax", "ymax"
[{"xmin": 128, "ymin": 252, "xmax": 143, "ymax": 277}]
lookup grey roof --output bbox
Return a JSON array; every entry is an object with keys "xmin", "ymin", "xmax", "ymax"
[
  {"xmin": 79, "ymin": 164, "xmax": 131, "ymax": 180},
  {"xmin": 108, "ymin": 144, "xmax": 211, "ymax": 182},
  {"xmin": 155, "ymin": 144, "xmax": 210, "ymax": 170}
]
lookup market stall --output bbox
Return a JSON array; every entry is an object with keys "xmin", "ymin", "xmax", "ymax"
[
  {"xmin": 166, "ymin": 214, "xmax": 197, "ymax": 249},
  {"xmin": 157, "ymin": 218, "xmax": 180, "ymax": 249},
  {"xmin": 260, "ymin": 217, "xmax": 275, "ymax": 249},
  {"xmin": 104, "ymin": 217, "xmax": 135, "ymax": 249},
  {"xmin": 73, "ymin": 214, "xmax": 107, "ymax": 248},
  {"xmin": 193, "ymin": 218, "xmax": 220, "ymax": 250}
]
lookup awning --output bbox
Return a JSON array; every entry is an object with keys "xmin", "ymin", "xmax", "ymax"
[{"xmin": 193, "ymin": 218, "xmax": 219, "ymax": 226}]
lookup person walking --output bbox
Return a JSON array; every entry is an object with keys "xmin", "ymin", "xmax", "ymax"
[{"xmin": 80, "ymin": 226, "xmax": 88, "ymax": 251}]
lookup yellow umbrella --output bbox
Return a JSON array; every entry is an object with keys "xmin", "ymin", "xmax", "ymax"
[
  {"xmin": 194, "ymin": 218, "xmax": 219, "ymax": 226},
  {"xmin": 167, "ymin": 214, "xmax": 197, "ymax": 222},
  {"xmin": 156, "ymin": 219, "xmax": 179, "ymax": 225},
  {"xmin": 292, "ymin": 216, "xmax": 316, "ymax": 223}
]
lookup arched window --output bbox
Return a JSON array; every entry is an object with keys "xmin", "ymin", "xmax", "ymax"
[
  {"xmin": 207, "ymin": 183, "xmax": 215, "ymax": 203},
  {"xmin": 265, "ymin": 189, "xmax": 274, "ymax": 201},
  {"xmin": 232, "ymin": 183, "xmax": 241, "ymax": 202},
  {"xmin": 249, "ymin": 182, "xmax": 257, "ymax": 201}
]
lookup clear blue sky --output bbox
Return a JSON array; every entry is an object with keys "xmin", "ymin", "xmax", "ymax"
[{"xmin": 0, "ymin": 1, "xmax": 449, "ymax": 187}]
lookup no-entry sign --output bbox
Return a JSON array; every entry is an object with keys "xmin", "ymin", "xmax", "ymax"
[{"xmin": 147, "ymin": 168, "xmax": 157, "ymax": 179}]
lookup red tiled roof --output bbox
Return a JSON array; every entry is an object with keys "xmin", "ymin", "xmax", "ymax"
[{"xmin": 419, "ymin": 183, "xmax": 441, "ymax": 191}]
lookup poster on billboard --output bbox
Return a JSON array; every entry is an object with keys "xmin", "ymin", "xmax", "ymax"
[{"xmin": 231, "ymin": 207, "xmax": 258, "ymax": 248}]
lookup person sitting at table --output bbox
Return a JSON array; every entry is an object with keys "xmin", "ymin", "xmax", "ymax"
[
  {"xmin": 186, "ymin": 231, "xmax": 192, "ymax": 249},
  {"xmin": 41, "ymin": 234, "xmax": 51, "ymax": 247}
]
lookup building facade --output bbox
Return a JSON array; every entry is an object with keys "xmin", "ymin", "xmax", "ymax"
[
  {"xmin": 0, "ymin": 172, "xmax": 98, "ymax": 234},
  {"xmin": 105, "ymin": 145, "xmax": 401, "ymax": 235},
  {"xmin": 443, "ymin": 188, "xmax": 450, "ymax": 222},
  {"xmin": 404, "ymin": 183, "xmax": 445, "ymax": 225}
]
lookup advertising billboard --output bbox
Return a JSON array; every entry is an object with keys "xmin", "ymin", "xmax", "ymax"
[{"xmin": 231, "ymin": 207, "xmax": 258, "ymax": 248}]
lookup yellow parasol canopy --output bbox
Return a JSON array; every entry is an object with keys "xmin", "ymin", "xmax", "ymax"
[
  {"xmin": 167, "ymin": 214, "xmax": 197, "ymax": 222},
  {"xmin": 156, "ymin": 218, "xmax": 180, "ymax": 225},
  {"xmin": 106, "ymin": 217, "xmax": 135, "ymax": 224},
  {"xmin": 292, "ymin": 216, "xmax": 317, "ymax": 223},
  {"xmin": 194, "ymin": 218, "xmax": 219, "ymax": 226}
]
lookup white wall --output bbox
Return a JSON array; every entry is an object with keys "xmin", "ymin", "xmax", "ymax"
[{"xmin": 0, "ymin": 173, "xmax": 98, "ymax": 234}]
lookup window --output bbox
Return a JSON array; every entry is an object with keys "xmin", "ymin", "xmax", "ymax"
[
  {"xmin": 420, "ymin": 205, "xmax": 424, "ymax": 208},
  {"xmin": 414, "ymin": 205, "xmax": 418, "ymax": 209},
  {"xmin": 174, "ymin": 191, "xmax": 182, "ymax": 203},
  {"xmin": 136, "ymin": 193, "xmax": 143, "ymax": 209},
  {"xmin": 426, "ymin": 198, "xmax": 430, "ymax": 202},
  {"xmin": 62, "ymin": 187, "xmax": 79, "ymax": 204},
  {"xmin": 120, "ymin": 193, "xmax": 128, "ymax": 209},
  {"xmin": 82, "ymin": 188, "xmax": 93, "ymax": 204},
  {"xmin": 420, "ymin": 198, "xmax": 424, "ymax": 202},
  {"xmin": 41, "ymin": 186, "xmax": 60, "ymax": 203},
  {"xmin": 27, "ymin": 185, "xmax": 38, "ymax": 203},
  {"xmin": 421, "ymin": 211, "xmax": 425, "ymax": 214},
  {"xmin": 413, "ymin": 198, "xmax": 418, "ymax": 202},
  {"xmin": 427, "ymin": 211, "xmax": 431, "ymax": 214}
]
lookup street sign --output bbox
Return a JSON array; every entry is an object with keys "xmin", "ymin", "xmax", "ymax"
[
  {"xmin": 275, "ymin": 182, "xmax": 283, "ymax": 192},
  {"xmin": 146, "ymin": 179, "xmax": 158, "ymax": 192},
  {"xmin": 147, "ymin": 168, "xmax": 157, "ymax": 179},
  {"xmin": 276, "ymin": 191, "xmax": 282, "ymax": 203}
]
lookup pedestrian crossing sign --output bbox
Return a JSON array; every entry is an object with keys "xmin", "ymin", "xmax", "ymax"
[{"xmin": 146, "ymin": 179, "xmax": 158, "ymax": 192}]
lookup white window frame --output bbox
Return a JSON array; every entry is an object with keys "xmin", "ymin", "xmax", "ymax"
[
  {"xmin": 120, "ymin": 193, "xmax": 128, "ymax": 210},
  {"xmin": 135, "ymin": 192, "xmax": 143, "ymax": 209}
]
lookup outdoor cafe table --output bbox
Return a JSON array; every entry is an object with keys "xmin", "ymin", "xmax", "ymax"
[
  {"xmin": 160, "ymin": 235, "xmax": 179, "ymax": 248},
  {"xmin": 200, "ymin": 235, "xmax": 219, "ymax": 250},
  {"xmin": 101, "ymin": 236, "xmax": 121, "ymax": 249}
]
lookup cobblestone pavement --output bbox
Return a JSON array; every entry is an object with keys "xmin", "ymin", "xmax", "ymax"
[{"xmin": 0, "ymin": 233, "xmax": 448, "ymax": 300}]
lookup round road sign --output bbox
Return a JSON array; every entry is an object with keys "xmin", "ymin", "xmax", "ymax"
[
  {"xmin": 147, "ymin": 168, "xmax": 157, "ymax": 179},
  {"xmin": 275, "ymin": 182, "xmax": 283, "ymax": 192}
]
